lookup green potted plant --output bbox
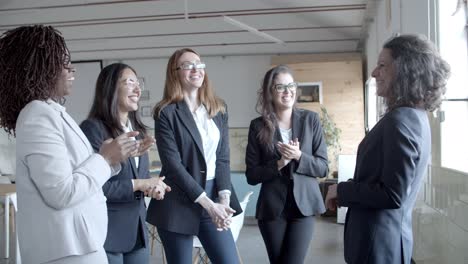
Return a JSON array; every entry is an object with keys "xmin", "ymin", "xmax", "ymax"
[{"xmin": 319, "ymin": 106, "xmax": 342, "ymax": 178}]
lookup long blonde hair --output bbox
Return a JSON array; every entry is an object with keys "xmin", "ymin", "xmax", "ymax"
[{"xmin": 153, "ymin": 48, "xmax": 225, "ymax": 118}]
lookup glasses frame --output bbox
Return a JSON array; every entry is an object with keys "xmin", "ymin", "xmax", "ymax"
[
  {"xmin": 176, "ymin": 62, "xmax": 206, "ymax": 71},
  {"xmin": 273, "ymin": 82, "xmax": 298, "ymax": 93},
  {"xmin": 124, "ymin": 77, "xmax": 145, "ymax": 91}
]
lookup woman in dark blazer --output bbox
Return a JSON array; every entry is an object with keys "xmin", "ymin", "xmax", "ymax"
[
  {"xmin": 147, "ymin": 48, "xmax": 242, "ymax": 264},
  {"xmin": 245, "ymin": 65, "xmax": 329, "ymax": 264},
  {"xmin": 325, "ymin": 35, "xmax": 451, "ymax": 264},
  {"xmin": 80, "ymin": 63, "xmax": 170, "ymax": 264}
]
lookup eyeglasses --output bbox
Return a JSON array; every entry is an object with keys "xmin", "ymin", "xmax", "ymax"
[
  {"xmin": 274, "ymin": 82, "xmax": 298, "ymax": 93},
  {"xmin": 64, "ymin": 62, "xmax": 76, "ymax": 73},
  {"xmin": 176, "ymin": 62, "xmax": 206, "ymax": 71},
  {"xmin": 65, "ymin": 66, "xmax": 76, "ymax": 73},
  {"xmin": 124, "ymin": 77, "xmax": 145, "ymax": 91}
]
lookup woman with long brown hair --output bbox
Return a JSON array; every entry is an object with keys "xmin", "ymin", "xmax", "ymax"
[
  {"xmin": 246, "ymin": 65, "xmax": 328, "ymax": 264},
  {"xmin": 146, "ymin": 48, "xmax": 242, "ymax": 263}
]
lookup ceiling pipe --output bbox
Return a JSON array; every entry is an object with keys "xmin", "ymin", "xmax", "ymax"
[{"xmin": 223, "ymin": 15, "xmax": 284, "ymax": 44}]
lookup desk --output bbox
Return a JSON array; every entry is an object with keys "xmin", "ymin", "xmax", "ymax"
[{"xmin": 0, "ymin": 184, "xmax": 16, "ymax": 259}]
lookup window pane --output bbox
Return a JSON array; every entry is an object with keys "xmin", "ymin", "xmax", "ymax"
[{"xmin": 440, "ymin": 101, "xmax": 468, "ymax": 172}]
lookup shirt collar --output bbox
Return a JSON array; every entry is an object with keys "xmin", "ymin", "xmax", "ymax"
[{"xmin": 46, "ymin": 99, "xmax": 66, "ymax": 112}]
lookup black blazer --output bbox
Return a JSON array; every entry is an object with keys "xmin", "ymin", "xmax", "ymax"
[
  {"xmin": 146, "ymin": 101, "xmax": 242, "ymax": 235},
  {"xmin": 245, "ymin": 109, "xmax": 328, "ymax": 220},
  {"xmin": 80, "ymin": 118, "xmax": 149, "ymax": 253},
  {"xmin": 337, "ymin": 107, "xmax": 430, "ymax": 264}
]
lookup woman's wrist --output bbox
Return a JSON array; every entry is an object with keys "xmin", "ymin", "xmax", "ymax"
[
  {"xmin": 197, "ymin": 194, "xmax": 214, "ymax": 209},
  {"xmin": 277, "ymin": 157, "xmax": 288, "ymax": 170}
]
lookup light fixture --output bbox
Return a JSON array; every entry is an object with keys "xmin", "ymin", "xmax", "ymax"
[{"xmin": 223, "ymin": 15, "xmax": 285, "ymax": 45}]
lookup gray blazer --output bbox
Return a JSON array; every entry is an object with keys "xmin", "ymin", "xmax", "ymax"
[
  {"xmin": 146, "ymin": 101, "xmax": 242, "ymax": 235},
  {"xmin": 15, "ymin": 100, "xmax": 113, "ymax": 264},
  {"xmin": 245, "ymin": 109, "xmax": 328, "ymax": 220},
  {"xmin": 337, "ymin": 107, "xmax": 430, "ymax": 264}
]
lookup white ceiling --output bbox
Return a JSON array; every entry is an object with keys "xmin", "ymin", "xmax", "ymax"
[{"xmin": 0, "ymin": 0, "xmax": 370, "ymax": 60}]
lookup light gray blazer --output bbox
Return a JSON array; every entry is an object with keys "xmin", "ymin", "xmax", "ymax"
[{"xmin": 15, "ymin": 100, "xmax": 114, "ymax": 264}]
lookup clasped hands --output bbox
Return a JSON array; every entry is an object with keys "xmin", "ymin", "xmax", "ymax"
[
  {"xmin": 199, "ymin": 195, "xmax": 236, "ymax": 231},
  {"xmin": 134, "ymin": 176, "xmax": 171, "ymax": 200}
]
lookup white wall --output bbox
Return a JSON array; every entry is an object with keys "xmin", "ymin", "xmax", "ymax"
[
  {"xmin": 66, "ymin": 61, "xmax": 102, "ymax": 124},
  {"xmin": 113, "ymin": 55, "xmax": 271, "ymax": 128}
]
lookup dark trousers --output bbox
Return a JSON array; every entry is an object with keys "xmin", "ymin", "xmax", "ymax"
[
  {"xmin": 258, "ymin": 180, "xmax": 315, "ymax": 264},
  {"xmin": 158, "ymin": 180, "xmax": 239, "ymax": 264}
]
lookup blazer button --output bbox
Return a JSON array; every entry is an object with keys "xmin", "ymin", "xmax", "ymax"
[{"xmin": 200, "ymin": 170, "xmax": 206, "ymax": 174}]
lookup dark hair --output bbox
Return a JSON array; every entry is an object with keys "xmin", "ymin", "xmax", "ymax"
[
  {"xmin": 383, "ymin": 34, "xmax": 450, "ymax": 111},
  {"xmin": 0, "ymin": 25, "xmax": 70, "ymax": 135},
  {"xmin": 256, "ymin": 64, "xmax": 295, "ymax": 151},
  {"xmin": 153, "ymin": 48, "xmax": 225, "ymax": 118},
  {"xmin": 87, "ymin": 63, "xmax": 147, "ymax": 137}
]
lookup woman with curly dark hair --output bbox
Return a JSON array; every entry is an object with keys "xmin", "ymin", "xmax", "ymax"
[
  {"xmin": 0, "ymin": 25, "xmax": 142, "ymax": 263},
  {"xmin": 325, "ymin": 34, "xmax": 450, "ymax": 264}
]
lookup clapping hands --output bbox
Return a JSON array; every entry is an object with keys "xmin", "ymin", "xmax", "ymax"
[
  {"xmin": 276, "ymin": 138, "xmax": 302, "ymax": 170},
  {"xmin": 131, "ymin": 134, "xmax": 156, "ymax": 157},
  {"xmin": 277, "ymin": 138, "xmax": 302, "ymax": 161},
  {"xmin": 100, "ymin": 131, "xmax": 140, "ymax": 166}
]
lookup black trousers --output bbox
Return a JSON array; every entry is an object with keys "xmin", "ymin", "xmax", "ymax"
[{"xmin": 258, "ymin": 180, "xmax": 315, "ymax": 264}]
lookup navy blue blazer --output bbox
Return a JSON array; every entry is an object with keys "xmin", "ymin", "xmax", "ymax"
[
  {"xmin": 146, "ymin": 101, "xmax": 242, "ymax": 235},
  {"xmin": 337, "ymin": 107, "xmax": 430, "ymax": 264},
  {"xmin": 80, "ymin": 118, "xmax": 149, "ymax": 253},
  {"xmin": 245, "ymin": 109, "xmax": 328, "ymax": 220}
]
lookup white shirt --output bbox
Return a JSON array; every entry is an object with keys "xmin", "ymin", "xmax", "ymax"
[
  {"xmin": 192, "ymin": 104, "xmax": 220, "ymax": 181},
  {"xmin": 280, "ymin": 127, "xmax": 292, "ymax": 144},
  {"xmin": 123, "ymin": 120, "xmax": 139, "ymax": 168}
]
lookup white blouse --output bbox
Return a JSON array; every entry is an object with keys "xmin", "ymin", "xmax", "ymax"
[
  {"xmin": 279, "ymin": 127, "xmax": 292, "ymax": 144},
  {"xmin": 122, "ymin": 120, "xmax": 139, "ymax": 168},
  {"xmin": 192, "ymin": 104, "xmax": 220, "ymax": 181}
]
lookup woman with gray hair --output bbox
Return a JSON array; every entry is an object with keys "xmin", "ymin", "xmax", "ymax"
[{"xmin": 326, "ymin": 34, "xmax": 450, "ymax": 264}]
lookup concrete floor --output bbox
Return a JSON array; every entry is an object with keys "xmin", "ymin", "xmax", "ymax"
[{"xmin": 1, "ymin": 216, "xmax": 344, "ymax": 264}]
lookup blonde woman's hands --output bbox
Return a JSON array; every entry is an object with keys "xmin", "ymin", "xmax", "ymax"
[
  {"xmin": 100, "ymin": 131, "xmax": 140, "ymax": 166},
  {"xmin": 198, "ymin": 196, "xmax": 236, "ymax": 231},
  {"xmin": 218, "ymin": 193, "xmax": 233, "ymax": 230}
]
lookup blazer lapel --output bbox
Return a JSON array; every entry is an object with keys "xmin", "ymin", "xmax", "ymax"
[
  {"xmin": 291, "ymin": 109, "xmax": 303, "ymax": 142},
  {"xmin": 290, "ymin": 109, "xmax": 303, "ymax": 172},
  {"xmin": 175, "ymin": 101, "xmax": 204, "ymax": 155},
  {"xmin": 273, "ymin": 126, "xmax": 282, "ymax": 160},
  {"xmin": 50, "ymin": 101, "xmax": 93, "ymax": 153},
  {"xmin": 128, "ymin": 157, "xmax": 138, "ymax": 179}
]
